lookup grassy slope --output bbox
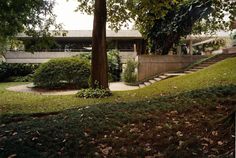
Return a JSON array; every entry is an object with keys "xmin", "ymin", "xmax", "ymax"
[
  {"xmin": 0, "ymin": 57, "xmax": 236, "ymax": 114},
  {"xmin": 1, "ymin": 85, "xmax": 235, "ymax": 158}
]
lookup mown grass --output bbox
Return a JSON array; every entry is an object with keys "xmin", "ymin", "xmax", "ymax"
[{"xmin": 0, "ymin": 57, "xmax": 236, "ymax": 115}]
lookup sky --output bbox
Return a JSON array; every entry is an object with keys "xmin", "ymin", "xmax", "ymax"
[
  {"xmin": 53, "ymin": 0, "xmax": 231, "ymax": 37},
  {"xmin": 53, "ymin": 0, "xmax": 94, "ymax": 30}
]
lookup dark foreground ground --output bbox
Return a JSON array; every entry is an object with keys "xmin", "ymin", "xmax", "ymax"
[{"xmin": 0, "ymin": 85, "xmax": 235, "ymax": 158}]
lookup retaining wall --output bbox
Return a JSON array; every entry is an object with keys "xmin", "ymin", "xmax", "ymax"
[{"xmin": 137, "ymin": 55, "xmax": 206, "ymax": 81}]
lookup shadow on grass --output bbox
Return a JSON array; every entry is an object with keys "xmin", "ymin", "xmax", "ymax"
[{"xmin": 0, "ymin": 85, "xmax": 235, "ymax": 157}]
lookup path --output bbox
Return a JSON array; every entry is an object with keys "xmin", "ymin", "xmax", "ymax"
[{"xmin": 6, "ymin": 82, "xmax": 139, "ymax": 96}]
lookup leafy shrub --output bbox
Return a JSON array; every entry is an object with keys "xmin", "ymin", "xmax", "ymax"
[
  {"xmin": 7, "ymin": 74, "xmax": 34, "ymax": 82},
  {"xmin": 7, "ymin": 63, "xmax": 39, "ymax": 76},
  {"xmin": 0, "ymin": 63, "xmax": 8, "ymax": 81},
  {"xmin": 122, "ymin": 59, "xmax": 137, "ymax": 84},
  {"xmin": 33, "ymin": 57, "xmax": 90, "ymax": 89},
  {"xmin": 0, "ymin": 63, "xmax": 39, "ymax": 82},
  {"xmin": 80, "ymin": 50, "xmax": 122, "ymax": 82},
  {"xmin": 76, "ymin": 88, "xmax": 112, "ymax": 98},
  {"xmin": 107, "ymin": 50, "xmax": 122, "ymax": 82}
]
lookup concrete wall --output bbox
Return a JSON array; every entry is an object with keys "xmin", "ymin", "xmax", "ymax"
[
  {"xmin": 137, "ymin": 55, "xmax": 206, "ymax": 81},
  {"xmin": 4, "ymin": 51, "xmax": 136, "ymax": 64},
  {"xmin": 223, "ymin": 47, "xmax": 236, "ymax": 54}
]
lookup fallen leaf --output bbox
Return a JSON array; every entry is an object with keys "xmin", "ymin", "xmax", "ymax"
[
  {"xmin": 211, "ymin": 131, "xmax": 218, "ymax": 136},
  {"xmin": 101, "ymin": 147, "xmax": 112, "ymax": 155},
  {"xmin": 217, "ymin": 141, "xmax": 223, "ymax": 146},
  {"xmin": 12, "ymin": 132, "xmax": 18, "ymax": 136},
  {"xmin": 176, "ymin": 131, "xmax": 183, "ymax": 137},
  {"xmin": 7, "ymin": 154, "xmax": 17, "ymax": 158}
]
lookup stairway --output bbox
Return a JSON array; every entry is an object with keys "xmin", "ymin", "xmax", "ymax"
[{"xmin": 138, "ymin": 53, "xmax": 236, "ymax": 88}]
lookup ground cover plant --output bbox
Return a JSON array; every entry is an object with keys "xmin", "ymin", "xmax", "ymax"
[
  {"xmin": 0, "ymin": 85, "xmax": 235, "ymax": 157},
  {"xmin": 0, "ymin": 57, "xmax": 236, "ymax": 115}
]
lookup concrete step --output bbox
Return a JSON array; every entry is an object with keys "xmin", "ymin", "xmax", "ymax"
[
  {"xmin": 139, "ymin": 84, "xmax": 146, "ymax": 88},
  {"xmin": 185, "ymin": 71, "xmax": 194, "ymax": 74},
  {"xmin": 165, "ymin": 73, "xmax": 186, "ymax": 76},
  {"xmin": 159, "ymin": 75, "xmax": 168, "ymax": 79},
  {"xmin": 201, "ymin": 62, "xmax": 216, "ymax": 64},
  {"xmin": 154, "ymin": 78, "xmax": 162, "ymax": 81},
  {"xmin": 191, "ymin": 67, "xmax": 203, "ymax": 70},
  {"xmin": 149, "ymin": 80, "xmax": 156, "ymax": 84},
  {"xmin": 200, "ymin": 63, "xmax": 214, "ymax": 66},
  {"xmin": 194, "ymin": 66, "xmax": 206, "ymax": 69},
  {"xmin": 144, "ymin": 82, "xmax": 151, "ymax": 86},
  {"xmin": 188, "ymin": 69, "xmax": 200, "ymax": 72}
]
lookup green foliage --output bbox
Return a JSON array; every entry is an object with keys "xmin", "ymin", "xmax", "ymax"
[
  {"xmin": 122, "ymin": 59, "xmax": 137, "ymax": 84},
  {"xmin": 107, "ymin": 50, "xmax": 122, "ymax": 82},
  {"xmin": 145, "ymin": 0, "xmax": 213, "ymax": 54},
  {"xmin": 0, "ymin": 63, "xmax": 8, "ymax": 81},
  {"xmin": 7, "ymin": 74, "xmax": 34, "ymax": 82},
  {"xmin": 0, "ymin": 0, "xmax": 62, "ymax": 54},
  {"xmin": 80, "ymin": 50, "xmax": 122, "ymax": 82},
  {"xmin": 74, "ymin": 0, "xmax": 179, "ymax": 31},
  {"xmin": 76, "ymin": 88, "xmax": 112, "ymax": 98},
  {"xmin": 33, "ymin": 57, "xmax": 90, "ymax": 89},
  {"xmin": 0, "ymin": 63, "xmax": 39, "ymax": 82},
  {"xmin": 192, "ymin": 0, "xmax": 236, "ymax": 34},
  {"xmin": 128, "ymin": 0, "xmax": 235, "ymax": 54}
]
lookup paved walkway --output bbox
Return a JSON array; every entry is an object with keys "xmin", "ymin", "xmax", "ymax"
[{"xmin": 6, "ymin": 82, "xmax": 139, "ymax": 96}]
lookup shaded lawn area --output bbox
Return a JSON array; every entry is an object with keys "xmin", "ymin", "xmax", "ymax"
[
  {"xmin": 0, "ymin": 85, "xmax": 235, "ymax": 157},
  {"xmin": 1, "ymin": 57, "xmax": 236, "ymax": 115}
]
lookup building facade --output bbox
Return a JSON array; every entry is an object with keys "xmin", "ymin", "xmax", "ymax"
[{"xmin": 4, "ymin": 30, "xmax": 144, "ymax": 64}]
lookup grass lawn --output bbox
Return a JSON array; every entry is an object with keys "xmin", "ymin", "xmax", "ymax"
[
  {"xmin": 1, "ymin": 57, "xmax": 236, "ymax": 115},
  {"xmin": 0, "ymin": 57, "xmax": 235, "ymax": 157}
]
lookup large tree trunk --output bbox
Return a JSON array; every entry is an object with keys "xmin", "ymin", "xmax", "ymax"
[{"xmin": 91, "ymin": 0, "xmax": 108, "ymax": 89}]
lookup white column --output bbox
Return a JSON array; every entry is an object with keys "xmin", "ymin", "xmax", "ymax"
[{"xmin": 189, "ymin": 36, "xmax": 193, "ymax": 55}]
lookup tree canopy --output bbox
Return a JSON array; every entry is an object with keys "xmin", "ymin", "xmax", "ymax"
[
  {"xmin": 131, "ymin": 0, "xmax": 236, "ymax": 54},
  {"xmin": 0, "ymin": 0, "xmax": 61, "ymax": 54},
  {"xmin": 75, "ymin": 0, "xmax": 236, "ymax": 55}
]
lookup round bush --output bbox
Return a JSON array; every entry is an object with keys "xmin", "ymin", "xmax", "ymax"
[{"xmin": 33, "ymin": 57, "xmax": 90, "ymax": 89}]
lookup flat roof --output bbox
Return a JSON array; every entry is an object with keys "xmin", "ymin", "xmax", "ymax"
[{"xmin": 18, "ymin": 30, "xmax": 143, "ymax": 39}]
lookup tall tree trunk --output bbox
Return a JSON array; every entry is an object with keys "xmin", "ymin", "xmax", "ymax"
[{"xmin": 91, "ymin": 0, "xmax": 108, "ymax": 89}]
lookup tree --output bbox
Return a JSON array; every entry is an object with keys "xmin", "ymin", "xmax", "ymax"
[
  {"xmin": 130, "ymin": 0, "xmax": 236, "ymax": 54},
  {"xmin": 0, "ymin": 0, "xmax": 61, "ymax": 54},
  {"xmin": 91, "ymin": 0, "xmax": 108, "ymax": 89},
  {"xmin": 75, "ymin": 0, "xmax": 176, "ymax": 88},
  {"xmin": 147, "ymin": 0, "xmax": 213, "ymax": 54}
]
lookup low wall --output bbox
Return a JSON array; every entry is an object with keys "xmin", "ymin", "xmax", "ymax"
[
  {"xmin": 223, "ymin": 47, "xmax": 236, "ymax": 54},
  {"xmin": 4, "ymin": 52, "xmax": 82, "ymax": 63},
  {"xmin": 4, "ymin": 51, "xmax": 136, "ymax": 64},
  {"xmin": 137, "ymin": 55, "xmax": 206, "ymax": 81}
]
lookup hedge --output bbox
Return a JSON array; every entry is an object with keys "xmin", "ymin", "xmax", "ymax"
[{"xmin": 0, "ymin": 63, "xmax": 39, "ymax": 82}]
